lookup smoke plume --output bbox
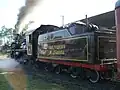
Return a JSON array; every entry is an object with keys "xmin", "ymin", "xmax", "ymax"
[{"xmin": 16, "ymin": 0, "xmax": 40, "ymax": 30}]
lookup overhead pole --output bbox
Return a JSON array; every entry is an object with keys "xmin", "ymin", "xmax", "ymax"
[{"xmin": 61, "ymin": 15, "xmax": 64, "ymax": 26}]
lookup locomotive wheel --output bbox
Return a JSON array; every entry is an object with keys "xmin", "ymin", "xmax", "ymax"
[
  {"xmin": 54, "ymin": 66, "xmax": 62, "ymax": 74},
  {"xmin": 78, "ymin": 68, "xmax": 86, "ymax": 80},
  {"xmin": 70, "ymin": 67, "xmax": 79, "ymax": 78},
  {"xmin": 70, "ymin": 73, "xmax": 77, "ymax": 78},
  {"xmin": 44, "ymin": 63, "xmax": 53, "ymax": 72},
  {"xmin": 44, "ymin": 65, "xmax": 49, "ymax": 72},
  {"xmin": 20, "ymin": 54, "xmax": 28, "ymax": 64},
  {"xmin": 87, "ymin": 70, "xmax": 100, "ymax": 83}
]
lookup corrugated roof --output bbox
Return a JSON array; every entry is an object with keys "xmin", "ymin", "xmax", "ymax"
[{"xmin": 81, "ymin": 10, "xmax": 115, "ymax": 29}]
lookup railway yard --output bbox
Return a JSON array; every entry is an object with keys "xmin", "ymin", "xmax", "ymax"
[{"xmin": 0, "ymin": 0, "xmax": 120, "ymax": 90}]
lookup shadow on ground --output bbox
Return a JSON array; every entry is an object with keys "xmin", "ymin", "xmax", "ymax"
[{"xmin": 0, "ymin": 57, "xmax": 120, "ymax": 90}]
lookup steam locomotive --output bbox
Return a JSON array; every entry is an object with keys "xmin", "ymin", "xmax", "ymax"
[
  {"xmin": 22, "ymin": 21, "xmax": 116, "ymax": 83},
  {"xmin": 10, "ymin": 0, "xmax": 120, "ymax": 83}
]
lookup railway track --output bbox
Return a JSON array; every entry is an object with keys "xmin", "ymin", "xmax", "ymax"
[{"xmin": 22, "ymin": 63, "xmax": 120, "ymax": 90}]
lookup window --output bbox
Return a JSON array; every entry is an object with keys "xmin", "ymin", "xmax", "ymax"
[
  {"xmin": 69, "ymin": 24, "xmax": 87, "ymax": 35},
  {"xmin": 52, "ymin": 29, "xmax": 70, "ymax": 39},
  {"xmin": 69, "ymin": 26, "xmax": 76, "ymax": 35},
  {"xmin": 29, "ymin": 35, "xmax": 32, "ymax": 43},
  {"xmin": 38, "ymin": 35, "xmax": 44, "ymax": 42},
  {"xmin": 26, "ymin": 36, "xmax": 29, "ymax": 43},
  {"xmin": 38, "ymin": 34, "xmax": 48, "ymax": 42},
  {"xmin": 53, "ymin": 31, "xmax": 64, "ymax": 39},
  {"xmin": 44, "ymin": 34, "xmax": 48, "ymax": 41},
  {"xmin": 48, "ymin": 33, "xmax": 53, "ymax": 40},
  {"xmin": 38, "ymin": 29, "xmax": 70, "ymax": 41},
  {"xmin": 64, "ymin": 29, "xmax": 70, "ymax": 37}
]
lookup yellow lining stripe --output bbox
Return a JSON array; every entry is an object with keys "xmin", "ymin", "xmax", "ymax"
[{"xmin": 38, "ymin": 56, "xmax": 88, "ymax": 62}]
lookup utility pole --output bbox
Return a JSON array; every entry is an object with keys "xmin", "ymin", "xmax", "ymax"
[{"xmin": 61, "ymin": 15, "xmax": 64, "ymax": 26}]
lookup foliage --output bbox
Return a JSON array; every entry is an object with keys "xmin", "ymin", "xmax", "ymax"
[
  {"xmin": 0, "ymin": 21, "xmax": 33, "ymax": 48},
  {"xmin": 0, "ymin": 25, "xmax": 15, "ymax": 45},
  {"xmin": 0, "ymin": 26, "xmax": 12, "ymax": 37}
]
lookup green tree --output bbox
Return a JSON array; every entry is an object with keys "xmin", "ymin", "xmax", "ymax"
[{"xmin": 0, "ymin": 26, "xmax": 14, "ymax": 45}]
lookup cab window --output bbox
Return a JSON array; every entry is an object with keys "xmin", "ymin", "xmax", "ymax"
[
  {"xmin": 53, "ymin": 29, "xmax": 70, "ymax": 39},
  {"xmin": 29, "ymin": 35, "xmax": 32, "ymax": 43},
  {"xmin": 53, "ymin": 30, "xmax": 64, "ymax": 39},
  {"xmin": 69, "ymin": 24, "xmax": 87, "ymax": 35}
]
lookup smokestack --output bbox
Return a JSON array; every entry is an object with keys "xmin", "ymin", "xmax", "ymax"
[
  {"xmin": 115, "ymin": 0, "xmax": 120, "ymax": 80},
  {"xmin": 16, "ymin": 0, "xmax": 40, "ymax": 31}
]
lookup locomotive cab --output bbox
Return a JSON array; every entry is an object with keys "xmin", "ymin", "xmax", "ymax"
[
  {"xmin": 25, "ymin": 30, "xmax": 34, "ymax": 56},
  {"xmin": 25, "ymin": 25, "xmax": 60, "ymax": 62}
]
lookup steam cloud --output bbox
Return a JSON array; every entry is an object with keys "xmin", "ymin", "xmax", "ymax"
[{"xmin": 16, "ymin": 0, "xmax": 40, "ymax": 30}]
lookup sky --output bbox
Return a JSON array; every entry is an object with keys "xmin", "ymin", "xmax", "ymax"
[
  {"xmin": 0, "ymin": 0, "xmax": 118, "ymax": 31},
  {"xmin": 0, "ymin": 0, "xmax": 25, "ymax": 28}
]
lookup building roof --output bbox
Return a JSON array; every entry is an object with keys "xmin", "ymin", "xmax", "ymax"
[{"xmin": 80, "ymin": 10, "xmax": 115, "ymax": 29}]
